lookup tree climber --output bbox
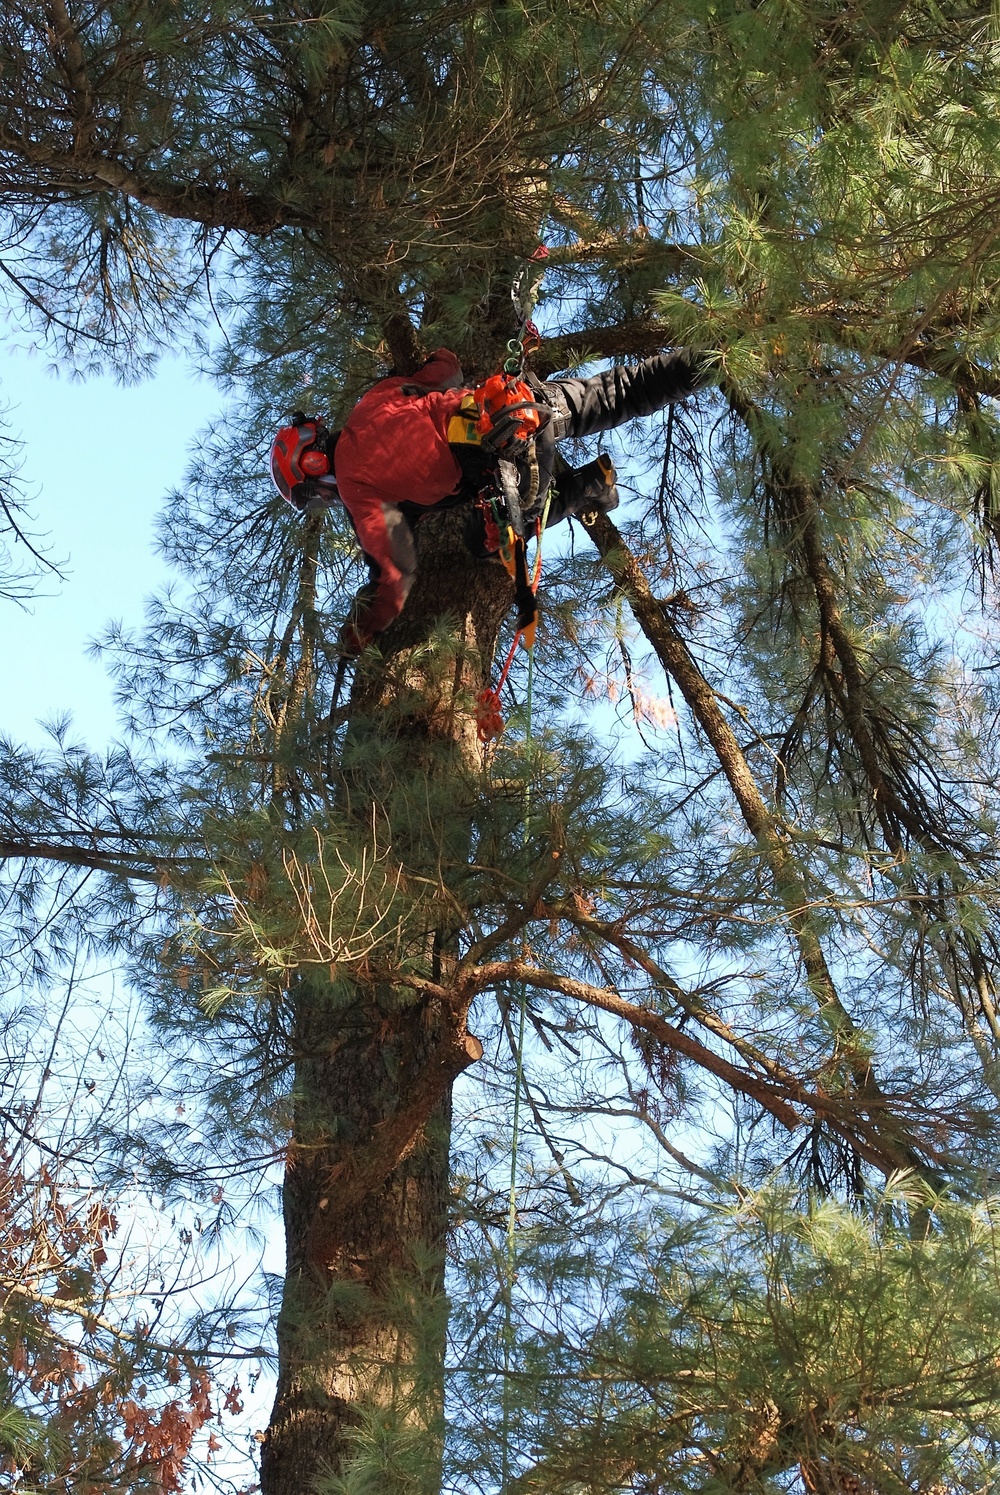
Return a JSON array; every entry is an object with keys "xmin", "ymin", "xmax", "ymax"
[{"xmin": 270, "ymin": 347, "xmax": 710, "ymax": 654}]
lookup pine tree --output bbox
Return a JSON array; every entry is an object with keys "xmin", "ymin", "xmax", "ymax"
[{"xmin": 6, "ymin": 2, "xmax": 1000, "ymax": 1491}]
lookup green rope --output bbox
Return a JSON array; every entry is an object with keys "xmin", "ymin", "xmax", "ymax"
[
  {"xmin": 500, "ymin": 497, "xmax": 549, "ymax": 1492},
  {"xmin": 500, "ymin": 645, "xmax": 532, "ymax": 1495},
  {"xmin": 507, "ymin": 643, "xmax": 534, "ymax": 1243}
]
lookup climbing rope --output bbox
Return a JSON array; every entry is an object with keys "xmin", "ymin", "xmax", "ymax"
[
  {"xmin": 485, "ymin": 262, "xmax": 552, "ymax": 1485},
  {"xmin": 475, "ymin": 489, "xmax": 551, "ymax": 744},
  {"xmin": 504, "ymin": 245, "xmax": 548, "ymax": 375},
  {"xmin": 495, "ymin": 489, "xmax": 550, "ymax": 1491},
  {"xmin": 500, "ymin": 637, "xmax": 536, "ymax": 1495}
]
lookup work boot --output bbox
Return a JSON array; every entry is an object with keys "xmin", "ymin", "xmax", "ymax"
[{"xmin": 558, "ymin": 452, "xmax": 619, "ymax": 521}]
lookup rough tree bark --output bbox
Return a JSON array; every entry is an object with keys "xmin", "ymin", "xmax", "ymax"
[{"xmin": 262, "ymin": 506, "xmax": 514, "ymax": 1493}]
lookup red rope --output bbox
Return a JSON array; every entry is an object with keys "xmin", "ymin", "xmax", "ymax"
[{"xmin": 476, "ymin": 630, "xmax": 522, "ymax": 742}]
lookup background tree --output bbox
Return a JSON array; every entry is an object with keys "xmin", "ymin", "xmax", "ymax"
[
  {"xmin": 6, "ymin": 1, "xmax": 1000, "ymax": 1491},
  {"xmin": 0, "ymin": 972, "xmax": 259, "ymax": 1493}
]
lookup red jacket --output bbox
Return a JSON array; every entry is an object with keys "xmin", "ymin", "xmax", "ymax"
[{"xmin": 333, "ymin": 349, "xmax": 466, "ymax": 639}]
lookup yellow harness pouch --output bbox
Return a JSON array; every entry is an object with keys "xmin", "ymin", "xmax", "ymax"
[{"xmin": 447, "ymin": 393, "xmax": 483, "ymax": 446}]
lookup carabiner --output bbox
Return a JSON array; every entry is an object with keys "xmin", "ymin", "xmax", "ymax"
[{"xmin": 503, "ymin": 337, "xmax": 523, "ymax": 375}]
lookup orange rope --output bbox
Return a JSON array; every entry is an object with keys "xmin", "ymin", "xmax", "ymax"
[
  {"xmin": 476, "ymin": 521, "xmax": 544, "ymax": 744},
  {"xmin": 476, "ymin": 630, "xmax": 522, "ymax": 742}
]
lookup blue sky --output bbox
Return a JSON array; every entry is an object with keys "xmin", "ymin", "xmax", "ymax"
[{"xmin": 1, "ymin": 348, "xmax": 218, "ymax": 749}]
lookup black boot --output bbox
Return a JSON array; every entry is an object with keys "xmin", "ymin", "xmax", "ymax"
[{"xmin": 553, "ymin": 452, "xmax": 619, "ymax": 523}]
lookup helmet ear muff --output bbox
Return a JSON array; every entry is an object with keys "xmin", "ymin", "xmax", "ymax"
[
  {"xmin": 301, "ymin": 447, "xmax": 330, "ymax": 477},
  {"xmin": 270, "ymin": 416, "xmax": 337, "ymax": 506}
]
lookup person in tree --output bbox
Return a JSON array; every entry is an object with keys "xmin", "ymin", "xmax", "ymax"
[{"xmin": 270, "ymin": 347, "xmax": 709, "ymax": 653}]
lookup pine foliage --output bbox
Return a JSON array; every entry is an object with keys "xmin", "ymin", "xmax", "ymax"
[{"xmin": 7, "ymin": 1, "xmax": 1000, "ymax": 1491}]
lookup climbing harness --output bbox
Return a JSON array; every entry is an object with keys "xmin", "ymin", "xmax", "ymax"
[{"xmin": 470, "ymin": 366, "xmax": 549, "ymax": 643}]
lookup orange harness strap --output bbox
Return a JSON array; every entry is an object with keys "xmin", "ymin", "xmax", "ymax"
[{"xmin": 475, "ymin": 520, "xmax": 543, "ymax": 744}]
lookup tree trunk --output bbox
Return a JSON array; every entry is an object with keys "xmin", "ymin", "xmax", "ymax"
[{"xmin": 261, "ymin": 507, "xmax": 513, "ymax": 1494}]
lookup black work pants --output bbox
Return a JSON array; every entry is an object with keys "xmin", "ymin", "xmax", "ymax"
[{"xmin": 526, "ymin": 350, "xmax": 705, "ymax": 521}]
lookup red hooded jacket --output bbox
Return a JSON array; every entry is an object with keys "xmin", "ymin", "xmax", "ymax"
[{"xmin": 333, "ymin": 349, "xmax": 467, "ymax": 639}]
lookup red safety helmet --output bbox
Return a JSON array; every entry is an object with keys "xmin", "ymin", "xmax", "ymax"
[
  {"xmin": 270, "ymin": 413, "xmax": 338, "ymax": 510},
  {"xmin": 473, "ymin": 374, "xmax": 550, "ymax": 458}
]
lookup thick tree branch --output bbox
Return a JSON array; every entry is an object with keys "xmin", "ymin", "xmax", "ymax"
[
  {"xmin": 0, "ymin": 837, "xmax": 189, "ymax": 884},
  {"xmin": 46, "ymin": 0, "xmax": 96, "ymax": 154},
  {"xmin": 548, "ymin": 903, "xmax": 805, "ymax": 1087},
  {"xmin": 396, "ymin": 959, "xmax": 938, "ymax": 1176},
  {"xmin": 0, "ymin": 130, "xmax": 291, "ymax": 234},
  {"xmin": 534, "ymin": 319, "xmax": 682, "ymax": 375},
  {"xmin": 397, "ymin": 959, "xmax": 805, "ymax": 1136},
  {"xmin": 542, "ymin": 235, "xmax": 697, "ymax": 274},
  {"xmin": 586, "ymin": 514, "xmax": 930, "ymax": 1178}
]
